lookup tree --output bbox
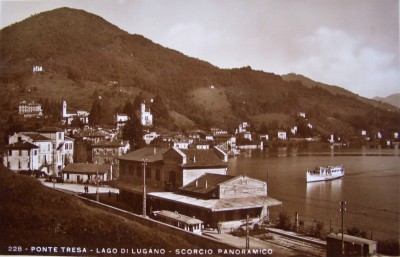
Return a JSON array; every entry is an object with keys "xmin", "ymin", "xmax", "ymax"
[
  {"xmin": 347, "ymin": 226, "xmax": 368, "ymax": 239},
  {"xmin": 89, "ymin": 97, "xmax": 102, "ymax": 126},
  {"xmin": 151, "ymin": 95, "xmax": 171, "ymax": 126},
  {"xmin": 133, "ymin": 92, "xmax": 143, "ymax": 116},
  {"xmin": 122, "ymin": 100, "xmax": 133, "ymax": 117},
  {"xmin": 122, "ymin": 113, "xmax": 145, "ymax": 151}
]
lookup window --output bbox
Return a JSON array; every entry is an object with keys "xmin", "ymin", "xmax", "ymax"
[
  {"xmin": 8, "ymin": 150, "xmax": 12, "ymax": 156},
  {"xmin": 19, "ymin": 150, "xmax": 22, "ymax": 156},
  {"xmin": 156, "ymin": 169, "xmax": 161, "ymax": 181},
  {"xmin": 34, "ymin": 150, "xmax": 37, "ymax": 156}
]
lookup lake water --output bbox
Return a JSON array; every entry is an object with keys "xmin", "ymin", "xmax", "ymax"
[{"xmin": 228, "ymin": 146, "xmax": 400, "ymax": 241}]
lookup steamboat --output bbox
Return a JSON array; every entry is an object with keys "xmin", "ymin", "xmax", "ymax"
[{"xmin": 306, "ymin": 165, "xmax": 345, "ymax": 182}]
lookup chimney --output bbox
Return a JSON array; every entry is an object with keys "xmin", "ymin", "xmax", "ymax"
[
  {"xmin": 205, "ymin": 180, "xmax": 208, "ymax": 188},
  {"xmin": 195, "ymin": 179, "xmax": 198, "ymax": 187},
  {"xmin": 193, "ymin": 155, "xmax": 196, "ymax": 162},
  {"xmin": 154, "ymin": 147, "xmax": 156, "ymax": 155}
]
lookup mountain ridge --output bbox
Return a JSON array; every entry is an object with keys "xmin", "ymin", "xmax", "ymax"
[
  {"xmin": 0, "ymin": 7, "xmax": 399, "ymax": 139},
  {"xmin": 373, "ymin": 94, "xmax": 400, "ymax": 109}
]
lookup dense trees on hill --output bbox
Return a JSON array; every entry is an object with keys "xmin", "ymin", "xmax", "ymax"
[
  {"xmin": 122, "ymin": 96, "xmax": 145, "ymax": 151},
  {"xmin": 151, "ymin": 95, "xmax": 172, "ymax": 128},
  {"xmin": 0, "ymin": 7, "xmax": 399, "ymax": 144}
]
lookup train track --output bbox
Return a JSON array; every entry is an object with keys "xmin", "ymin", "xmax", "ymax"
[{"xmin": 254, "ymin": 233, "xmax": 326, "ymax": 257}]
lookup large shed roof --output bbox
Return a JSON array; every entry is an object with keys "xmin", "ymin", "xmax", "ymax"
[{"xmin": 62, "ymin": 163, "xmax": 111, "ymax": 174}]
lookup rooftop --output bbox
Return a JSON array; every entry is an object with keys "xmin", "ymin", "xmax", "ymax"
[
  {"xmin": 62, "ymin": 163, "xmax": 111, "ymax": 174},
  {"xmin": 148, "ymin": 192, "xmax": 282, "ymax": 212},
  {"xmin": 21, "ymin": 133, "xmax": 50, "ymax": 141},
  {"xmin": 92, "ymin": 139, "xmax": 128, "ymax": 148},
  {"xmin": 37, "ymin": 127, "xmax": 63, "ymax": 133},
  {"xmin": 179, "ymin": 148, "xmax": 228, "ymax": 168},
  {"xmin": 6, "ymin": 141, "xmax": 39, "ymax": 150},
  {"xmin": 153, "ymin": 210, "xmax": 203, "ymax": 225},
  {"xmin": 118, "ymin": 147, "xmax": 169, "ymax": 163},
  {"xmin": 179, "ymin": 173, "xmax": 234, "ymax": 196}
]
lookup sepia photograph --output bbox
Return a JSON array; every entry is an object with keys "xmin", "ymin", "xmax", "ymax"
[{"xmin": 0, "ymin": 0, "xmax": 399, "ymax": 256}]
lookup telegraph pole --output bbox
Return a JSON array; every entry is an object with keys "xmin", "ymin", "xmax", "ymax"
[
  {"xmin": 142, "ymin": 158, "xmax": 147, "ymax": 217},
  {"xmin": 340, "ymin": 201, "xmax": 346, "ymax": 256},
  {"xmin": 245, "ymin": 214, "xmax": 250, "ymax": 250},
  {"xmin": 96, "ymin": 170, "xmax": 99, "ymax": 202}
]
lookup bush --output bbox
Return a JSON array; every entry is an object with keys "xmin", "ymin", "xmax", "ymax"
[{"xmin": 277, "ymin": 211, "xmax": 292, "ymax": 230}]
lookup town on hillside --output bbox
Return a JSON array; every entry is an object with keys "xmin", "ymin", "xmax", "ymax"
[{"xmin": 2, "ymin": 93, "xmax": 398, "ymax": 256}]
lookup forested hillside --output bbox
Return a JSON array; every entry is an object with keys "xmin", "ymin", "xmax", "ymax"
[{"xmin": 0, "ymin": 7, "xmax": 399, "ymax": 146}]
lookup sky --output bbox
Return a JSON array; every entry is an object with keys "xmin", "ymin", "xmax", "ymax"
[{"xmin": 0, "ymin": 0, "xmax": 399, "ymax": 98}]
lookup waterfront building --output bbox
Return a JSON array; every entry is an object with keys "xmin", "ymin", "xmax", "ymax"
[{"xmin": 115, "ymin": 146, "xmax": 281, "ymax": 228}]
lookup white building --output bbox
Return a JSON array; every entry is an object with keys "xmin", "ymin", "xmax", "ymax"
[
  {"xmin": 62, "ymin": 101, "xmax": 89, "ymax": 125},
  {"xmin": 141, "ymin": 103, "xmax": 153, "ymax": 126},
  {"xmin": 277, "ymin": 131, "xmax": 287, "ymax": 140},
  {"xmin": 3, "ymin": 127, "xmax": 74, "ymax": 175},
  {"xmin": 32, "ymin": 66, "xmax": 43, "ymax": 73},
  {"xmin": 116, "ymin": 113, "xmax": 129, "ymax": 128},
  {"xmin": 238, "ymin": 122, "xmax": 250, "ymax": 133},
  {"xmin": 298, "ymin": 112, "xmax": 306, "ymax": 119},
  {"xmin": 4, "ymin": 141, "xmax": 39, "ymax": 171},
  {"xmin": 243, "ymin": 132, "xmax": 252, "ymax": 141},
  {"xmin": 18, "ymin": 101, "xmax": 43, "ymax": 118},
  {"xmin": 260, "ymin": 134, "xmax": 269, "ymax": 141},
  {"xmin": 143, "ymin": 132, "xmax": 160, "ymax": 145}
]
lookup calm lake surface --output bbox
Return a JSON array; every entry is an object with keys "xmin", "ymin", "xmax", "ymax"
[{"xmin": 228, "ymin": 146, "xmax": 400, "ymax": 241}]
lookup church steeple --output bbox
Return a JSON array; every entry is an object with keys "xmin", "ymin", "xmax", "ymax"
[{"xmin": 62, "ymin": 101, "xmax": 67, "ymax": 117}]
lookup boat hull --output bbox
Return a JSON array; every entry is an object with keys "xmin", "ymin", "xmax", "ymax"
[
  {"xmin": 306, "ymin": 173, "xmax": 344, "ymax": 183},
  {"xmin": 306, "ymin": 165, "xmax": 345, "ymax": 183}
]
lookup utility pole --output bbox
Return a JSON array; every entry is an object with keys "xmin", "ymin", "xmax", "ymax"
[
  {"xmin": 142, "ymin": 158, "xmax": 147, "ymax": 217},
  {"xmin": 245, "ymin": 214, "xmax": 250, "ymax": 250},
  {"xmin": 340, "ymin": 201, "xmax": 346, "ymax": 256},
  {"xmin": 96, "ymin": 170, "xmax": 99, "ymax": 202}
]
